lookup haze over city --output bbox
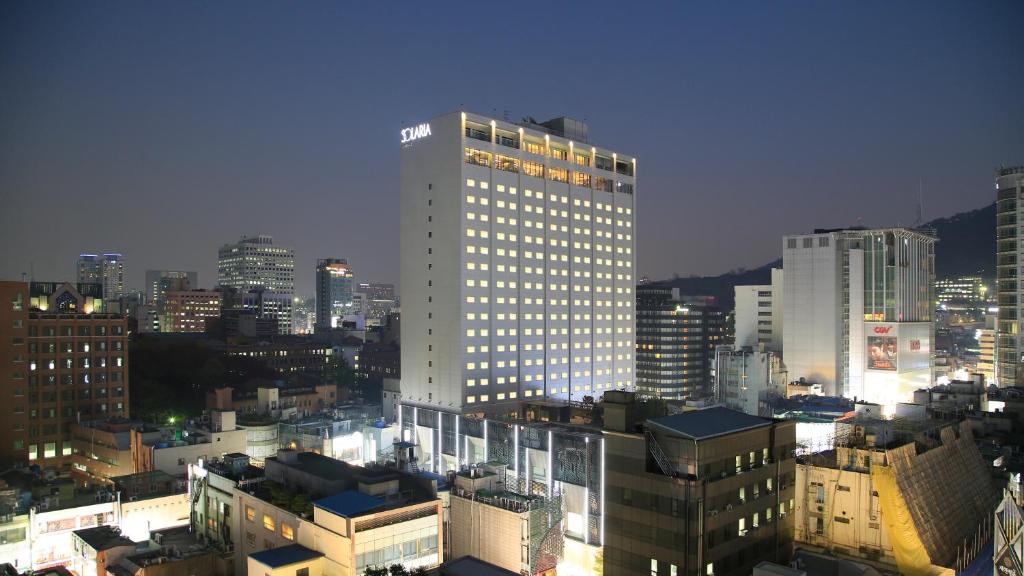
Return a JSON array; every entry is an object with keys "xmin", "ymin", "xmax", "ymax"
[{"xmin": 2, "ymin": 1, "xmax": 1023, "ymax": 295}]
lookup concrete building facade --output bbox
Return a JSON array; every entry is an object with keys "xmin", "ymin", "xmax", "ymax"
[
  {"xmin": 0, "ymin": 281, "xmax": 129, "ymax": 473},
  {"xmin": 997, "ymin": 166, "xmax": 1024, "ymax": 386},
  {"xmin": 782, "ymin": 228, "xmax": 935, "ymax": 404},
  {"xmin": 400, "ymin": 111, "xmax": 636, "ymax": 414},
  {"xmin": 602, "ymin": 397, "xmax": 797, "ymax": 576},
  {"xmin": 735, "ymin": 268, "xmax": 784, "ymax": 354},
  {"xmin": 636, "ymin": 286, "xmax": 725, "ymax": 400},
  {"xmin": 715, "ymin": 345, "xmax": 786, "ymax": 416},
  {"xmin": 218, "ymin": 235, "xmax": 294, "ymax": 334}
]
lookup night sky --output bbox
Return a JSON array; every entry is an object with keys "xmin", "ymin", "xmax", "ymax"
[{"xmin": 2, "ymin": 1, "xmax": 1022, "ymax": 297}]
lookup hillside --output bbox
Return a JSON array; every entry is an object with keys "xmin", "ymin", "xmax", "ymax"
[{"xmin": 656, "ymin": 202, "xmax": 995, "ymax": 310}]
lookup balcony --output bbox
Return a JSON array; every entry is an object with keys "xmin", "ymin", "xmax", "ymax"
[{"xmin": 465, "ymin": 127, "xmax": 490, "ymax": 143}]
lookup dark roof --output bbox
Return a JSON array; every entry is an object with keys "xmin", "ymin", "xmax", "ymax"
[
  {"xmin": 314, "ymin": 490, "xmax": 385, "ymax": 517},
  {"xmin": 648, "ymin": 407, "xmax": 772, "ymax": 440},
  {"xmin": 248, "ymin": 544, "xmax": 323, "ymax": 568},
  {"xmin": 106, "ymin": 565, "xmax": 136, "ymax": 576},
  {"xmin": 74, "ymin": 525, "xmax": 135, "ymax": 551},
  {"xmin": 438, "ymin": 556, "xmax": 520, "ymax": 576}
]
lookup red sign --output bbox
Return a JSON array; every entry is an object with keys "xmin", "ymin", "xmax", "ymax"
[{"xmin": 873, "ymin": 326, "xmax": 893, "ymax": 335}]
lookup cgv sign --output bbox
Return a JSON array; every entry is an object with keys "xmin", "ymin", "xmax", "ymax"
[{"xmin": 401, "ymin": 123, "xmax": 432, "ymax": 144}]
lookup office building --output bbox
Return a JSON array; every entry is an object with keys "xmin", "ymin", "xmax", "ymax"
[
  {"xmin": 161, "ymin": 289, "xmax": 221, "ymax": 333},
  {"xmin": 218, "ymin": 235, "xmax": 294, "ymax": 334},
  {"xmin": 0, "ymin": 281, "xmax": 129, "ymax": 472},
  {"xmin": 240, "ymin": 287, "xmax": 292, "ymax": 335},
  {"xmin": 715, "ymin": 345, "xmax": 786, "ymax": 416},
  {"xmin": 400, "ymin": 111, "xmax": 636, "ymax": 413},
  {"xmin": 144, "ymin": 270, "xmax": 197, "ymax": 307},
  {"xmin": 636, "ymin": 286, "xmax": 725, "ymax": 400},
  {"xmin": 997, "ymin": 166, "xmax": 1024, "ymax": 386},
  {"xmin": 734, "ymin": 268, "xmax": 784, "ymax": 354},
  {"xmin": 601, "ymin": 394, "xmax": 797, "ymax": 576},
  {"xmin": 315, "ymin": 258, "xmax": 355, "ymax": 331},
  {"xmin": 357, "ymin": 282, "xmax": 397, "ymax": 327},
  {"xmin": 77, "ymin": 254, "xmax": 125, "ymax": 304},
  {"xmin": 782, "ymin": 228, "xmax": 935, "ymax": 404}
]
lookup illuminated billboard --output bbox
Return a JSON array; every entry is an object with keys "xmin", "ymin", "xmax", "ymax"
[{"xmin": 867, "ymin": 336, "xmax": 897, "ymax": 371}]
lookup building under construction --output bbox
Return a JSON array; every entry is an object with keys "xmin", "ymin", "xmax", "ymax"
[{"xmin": 794, "ymin": 404, "xmax": 998, "ymax": 575}]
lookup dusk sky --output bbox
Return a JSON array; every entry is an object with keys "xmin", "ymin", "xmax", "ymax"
[{"xmin": 2, "ymin": 1, "xmax": 1022, "ymax": 297}]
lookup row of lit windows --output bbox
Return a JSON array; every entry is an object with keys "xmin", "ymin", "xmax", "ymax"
[
  {"xmin": 466, "ymin": 181, "xmax": 632, "ymax": 213},
  {"xmin": 465, "ymin": 148, "xmax": 635, "ymax": 185},
  {"xmin": 464, "ymin": 381, "xmax": 633, "ymax": 404}
]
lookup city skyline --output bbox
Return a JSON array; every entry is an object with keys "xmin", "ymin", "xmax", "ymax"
[{"xmin": 2, "ymin": 2, "xmax": 1023, "ymax": 296}]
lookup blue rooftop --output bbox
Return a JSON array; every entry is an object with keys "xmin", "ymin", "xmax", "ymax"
[
  {"xmin": 649, "ymin": 407, "xmax": 772, "ymax": 440},
  {"xmin": 314, "ymin": 490, "xmax": 386, "ymax": 517},
  {"xmin": 249, "ymin": 544, "xmax": 323, "ymax": 568}
]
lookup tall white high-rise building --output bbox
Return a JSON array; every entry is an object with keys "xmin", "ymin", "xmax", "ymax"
[
  {"xmin": 734, "ymin": 268, "xmax": 784, "ymax": 354},
  {"xmin": 782, "ymin": 228, "xmax": 935, "ymax": 405},
  {"xmin": 400, "ymin": 111, "xmax": 636, "ymax": 413},
  {"xmin": 218, "ymin": 235, "xmax": 295, "ymax": 334}
]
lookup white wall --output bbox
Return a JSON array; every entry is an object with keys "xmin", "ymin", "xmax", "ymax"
[{"xmin": 783, "ymin": 234, "xmax": 843, "ymax": 395}]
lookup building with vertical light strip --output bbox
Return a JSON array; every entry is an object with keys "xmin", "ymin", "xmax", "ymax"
[
  {"xmin": 400, "ymin": 111, "xmax": 636, "ymax": 415},
  {"xmin": 394, "ymin": 111, "xmax": 629, "ymax": 574}
]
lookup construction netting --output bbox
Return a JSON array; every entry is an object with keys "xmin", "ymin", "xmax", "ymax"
[{"xmin": 871, "ymin": 462, "xmax": 934, "ymax": 576}]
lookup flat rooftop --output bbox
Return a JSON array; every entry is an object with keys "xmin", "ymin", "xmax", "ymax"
[
  {"xmin": 249, "ymin": 544, "xmax": 323, "ymax": 568},
  {"xmin": 74, "ymin": 525, "xmax": 135, "ymax": 551},
  {"xmin": 648, "ymin": 407, "xmax": 772, "ymax": 440},
  {"xmin": 313, "ymin": 490, "xmax": 385, "ymax": 518},
  {"xmin": 438, "ymin": 556, "xmax": 519, "ymax": 576}
]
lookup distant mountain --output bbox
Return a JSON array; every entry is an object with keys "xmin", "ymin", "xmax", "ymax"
[
  {"xmin": 655, "ymin": 203, "xmax": 995, "ymax": 310},
  {"xmin": 927, "ymin": 202, "xmax": 994, "ymax": 281}
]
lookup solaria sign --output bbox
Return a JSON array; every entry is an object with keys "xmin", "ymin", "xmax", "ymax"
[{"xmin": 401, "ymin": 123, "xmax": 431, "ymax": 144}]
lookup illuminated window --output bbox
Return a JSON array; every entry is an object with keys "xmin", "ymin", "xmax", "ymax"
[
  {"xmin": 281, "ymin": 523, "xmax": 294, "ymax": 541},
  {"xmin": 263, "ymin": 514, "xmax": 275, "ymax": 531},
  {"xmin": 465, "ymin": 148, "xmax": 490, "ymax": 167},
  {"xmin": 548, "ymin": 167, "xmax": 568, "ymax": 183}
]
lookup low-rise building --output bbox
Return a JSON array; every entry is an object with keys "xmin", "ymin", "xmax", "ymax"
[
  {"xmin": 70, "ymin": 525, "xmax": 136, "ymax": 576},
  {"xmin": 225, "ymin": 338, "xmax": 333, "ymax": 377},
  {"xmin": 448, "ymin": 464, "xmax": 548, "ymax": 574},
  {"xmin": 235, "ymin": 450, "xmax": 443, "ymax": 576},
  {"xmin": 602, "ymin": 393, "xmax": 797, "ymax": 576},
  {"xmin": 795, "ymin": 416, "xmax": 997, "ymax": 574},
  {"xmin": 188, "ymin": 452, "xmax": 266, "ymax": 557},
  {"xmin": 715, "ymin": 345, "xmax": 787, "ymax": 416},
  {"xmin": 911, "ymin": 374, "xmax": 988, "ymax": 417},
  {"xmin": 111, "ymin": 525, "xmax": 232, "ymax": 576},
  {"xmin": 207, "ymin": 383, "xmax": 338, "ymax": 418},
  {"xmin": 161, "ymin": 290, "xmax": 221, "ymax": 333},
  {"xmin": 70, "ymin": 420, "xmax": 164, "ymax": 488},
  {"xmin": 135, "ymin": 411, "xmax": 247, "ymax": 477},
  {"xmin": 113, "ymin": 471, "xmax": 190, "ymax": 542}
]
